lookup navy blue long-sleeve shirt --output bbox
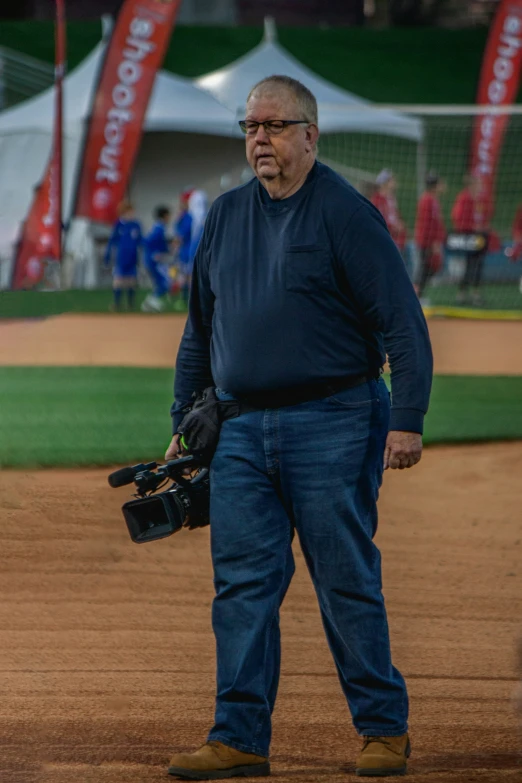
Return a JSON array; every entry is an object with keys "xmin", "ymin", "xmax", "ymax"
[{"xmin": 173, "ymin": 161, "xmax": 433, "ymax": 434}]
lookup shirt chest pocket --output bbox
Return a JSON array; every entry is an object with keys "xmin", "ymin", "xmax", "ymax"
[{"xmin": 284, "ymin": 244, "xmax": 330, "ymax": 293}]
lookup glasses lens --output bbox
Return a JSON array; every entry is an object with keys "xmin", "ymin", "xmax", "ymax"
[
  {"xmin": 239, "ymin": 120, "xmax": 297, "ymax": 136},
  {"xmin": 265, "ymin": 121, "xmax": 285, "ymax": 135},
  {"xmin": 242, "ymin": 121, "xmax": 260, "ymax": 135}
]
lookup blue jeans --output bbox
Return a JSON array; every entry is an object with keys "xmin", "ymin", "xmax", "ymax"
[{"xmin": 207, "ymin": 379, "xmax": 408, "ymax": 757}]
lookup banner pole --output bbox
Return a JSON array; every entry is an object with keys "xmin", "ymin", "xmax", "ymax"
[
  {"xmin": 55, "ymin": 0, "xmax": 66, "ymax": 263},
  {"xmin": 9, "ymin": 2, "xmax": 66, "ymax": 291},
  {"xmin": 69, "ymin": 15, "xmax": 115, "ymax": 224}
]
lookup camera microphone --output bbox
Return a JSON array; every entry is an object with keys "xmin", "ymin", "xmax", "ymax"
[{"xmin": 108, "ymin": 462, "xmax": 157, "ymax": 488}]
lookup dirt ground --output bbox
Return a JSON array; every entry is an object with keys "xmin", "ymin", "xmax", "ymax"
[
  {"xmin": 1, "ymin": 314, "xmax": 521, "ymax": 781},
  {"xmin": 1, "ymin": 313, "xmax": 522, "ymax": 374},
  {"xmin": 1, "ymin": 442, "xmax": 521, "ymax": 783}
]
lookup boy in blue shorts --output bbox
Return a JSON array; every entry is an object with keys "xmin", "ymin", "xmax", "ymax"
[
  {"xmin": 142, "ymin": 205, "xmax": 172, "ymax": 313},
  {"xmin": 174, "ymin": 191, "xmax": 193, "ymax": 305},
  {"xmin": 104, "ymin": 201, "xmax": 143, "ymax": 311}
]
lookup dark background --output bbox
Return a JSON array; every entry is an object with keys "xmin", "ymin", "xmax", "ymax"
[
  {"xmin": 0, "ymin": 0, "xmax": 363, "ymax": 23},
  {"xmin": 0, "ymin": 0, "xmax": 499, "ymax": 26}
]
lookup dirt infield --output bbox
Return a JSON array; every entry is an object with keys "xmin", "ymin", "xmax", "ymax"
[
  {"xmin": 1, "ymin": 313, "xmax": 522, "ymax": 374},
  {"xmin": 1, "ymin": 312, "xmax": 521, "ymax": 781},
  {"xmin": 1, "ymin": 442, "xmax": 521, "ymax": 783}
]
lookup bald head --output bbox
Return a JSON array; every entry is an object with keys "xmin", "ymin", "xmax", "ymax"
[
  {"xmin": 243, "ymin": 78, "xmax": 319, "ymax": 200},
  {"xmin": 247, "ymin": 75, "xmax": 318, "ymax": 126}
]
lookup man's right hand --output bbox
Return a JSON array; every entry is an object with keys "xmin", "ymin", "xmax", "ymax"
[
  {"xmin": 165, "ymin": 434, "xmax": 193, "ymax": 476},
  {"xmin": 165, "ymin": 434, "xmax": 187, "ymax": 461}
]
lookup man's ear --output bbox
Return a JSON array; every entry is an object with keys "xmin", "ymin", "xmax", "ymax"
[{"xmin": 305, "ymin": 123, "xmax": 320, "ymax": 152}]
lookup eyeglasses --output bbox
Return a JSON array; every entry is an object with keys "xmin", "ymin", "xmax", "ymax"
[{"xmin": 238, "ymin": 120, "xmax": 309, "ymax": 136}]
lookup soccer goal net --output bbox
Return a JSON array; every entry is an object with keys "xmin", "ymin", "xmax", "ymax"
[{"xmin": 318, "ymin": 105, "xmax": 522, "ymax": 314}]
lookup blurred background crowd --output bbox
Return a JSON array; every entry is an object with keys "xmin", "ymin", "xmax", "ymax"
[{"xmin": 0, "ymin": 0, "xmax": 522, "ymax": 315}]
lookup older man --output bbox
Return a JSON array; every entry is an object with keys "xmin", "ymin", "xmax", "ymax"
[{"xmin": 166, "ymin": 75, "xmax": 433, "ymax": 779}]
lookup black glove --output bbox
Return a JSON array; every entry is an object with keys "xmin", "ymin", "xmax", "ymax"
[{"xmin": 177, "ymin": 387, "xmax": 241, "ymax": 466}]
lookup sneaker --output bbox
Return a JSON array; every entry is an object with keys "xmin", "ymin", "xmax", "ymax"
[
  {"xmin": 141, "ymin": 294, "xmax": 164, "ymax": 313},
  {"xmin": 140, "ymin": 295, "xmax": 153, "ymax": 312},
  {"xmin": 355, "ymin": 733, "xmax": 411, "ymax": 777},
  {"xmin": 168, "ymin": 740, "xmax": 270, "ymax": 780}
]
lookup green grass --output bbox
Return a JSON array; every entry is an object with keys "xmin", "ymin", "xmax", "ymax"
[
  {"xmin": 0, "ymin": 290, "xmax": 188, "ymax": 318},
  {"xmin": 0, "ymin": 367, "xmax": 174, "ymax": 467},
  {"xmin": 424, "ymin": 376, "xmax": 522, "ymax": 443},
  {"xmin": 0, "ymin": 368, "xmax": 521, "ymax": 468},
  {"xmin": 1, "ymin": 285, "xmax": 521, "ymax": 320},
  {"xmin": 426, "ymin": 284, "xmax": 522, "ymax": 311}
]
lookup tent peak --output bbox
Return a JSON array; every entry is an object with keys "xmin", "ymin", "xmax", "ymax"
[
  {"xmin": 101, "ymin": 14, "xmax": 114, "ymax": 41},
  {"xmin": 263, "ymin": 16, "xmax": 277, "ymax": 44}
]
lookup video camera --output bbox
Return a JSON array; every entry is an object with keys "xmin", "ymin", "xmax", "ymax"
[{"xmin": 107, "ymin": 455, "xmax": 210, "ymax": 544}]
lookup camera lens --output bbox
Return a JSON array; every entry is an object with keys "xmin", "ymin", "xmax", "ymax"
[{"xmin": 123, "ymin": 490, "xmax": 187, "ymax": 543}]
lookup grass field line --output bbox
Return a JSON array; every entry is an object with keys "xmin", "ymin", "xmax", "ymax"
[
  {"xmin": 1, "ymin": 368, "xmax": 521, "ymax": 467},
  {"xmin": 425, "ymin": 306, "xmax": 522, "ymax": 321}
]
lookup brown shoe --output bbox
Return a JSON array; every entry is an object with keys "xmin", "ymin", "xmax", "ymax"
[
  {"xmin": 168, "ymin": 740, "xmax": 270, "ymax": 780},
  {"xmin": 355, "ymin": 734, "xmax": 410, "ymax": 777}
]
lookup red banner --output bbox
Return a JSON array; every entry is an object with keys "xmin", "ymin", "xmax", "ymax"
[
  {"xmin": 470, "ymin": 0, "xmax": 522, "ymax": 204},
  {"xmin": 73, "ymin": 0, "xmax": 182, "ymax": 224},
  {"xmin": 11, "ymin": 0, "xmax": 65, "ymax": 290}
]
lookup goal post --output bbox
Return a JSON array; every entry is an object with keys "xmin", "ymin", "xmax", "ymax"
[{"xmin": 318, "ymin": 104, "xmax": 522, "ymax": 314}]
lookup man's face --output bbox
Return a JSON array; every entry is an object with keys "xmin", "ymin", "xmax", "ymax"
[{"xmin": 244, "ymin": 89, "xmax": 315, "ymax": 186}]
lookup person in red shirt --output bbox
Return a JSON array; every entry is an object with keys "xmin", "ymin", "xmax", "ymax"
[
  {"xmin": 505, "ymin": 204, "xmax": 522, "ymax": 294},
  {"xmin": 512, "ymin": 205, "xmax": 522, "ymax": 243},
  {"xmin": 513, "ymin": 205, "xmax": 522, "ymax": 242},
  {"xmin": 451, "ymin": 175, "xmax": 491, "ymax": 305},
  {"xmin": 505, "ymin": 204, "xmax": 522, "ymax": 261},
  {"xmin": 371, "ymin": 169, "xmax": 407, "ymax": 253},
  {"xmin": 414, "ymin": 170, "xmax": 446, "ymax": 303}
]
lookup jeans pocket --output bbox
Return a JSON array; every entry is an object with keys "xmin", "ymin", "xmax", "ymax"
[
  {"xmin": 285, "ymin": 245, "xmax": 329, "ymax": 293},
  {"xmin": 327, "ymin": 380, "xmax": 379, "ymax": 408}
]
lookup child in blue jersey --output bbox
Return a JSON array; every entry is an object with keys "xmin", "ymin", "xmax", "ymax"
[
  {"xmin": 141, "ymin": 205, "xmax": 172, "ymax": 313},
  {"xmin": 104, "ymin": 201, "xmax": 143, "ymax": 311},
  {"xmin": 174, "ymin": 190, "xmax": 194, "ymax": 305}
]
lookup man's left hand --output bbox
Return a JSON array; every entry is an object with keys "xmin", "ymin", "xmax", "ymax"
[{"xmin": 384, "ymin": 431, "xmax": 423, "ymax": 470}]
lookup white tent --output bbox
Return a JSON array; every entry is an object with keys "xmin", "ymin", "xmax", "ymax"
[
  {"xmin": 0, "ymin": 19, "xmax": 423, "ymax": 287},
  {"xmin": 196, "ymin": 18, "xmax": 423, "ymax": 142},
  {"xmin": 0, "ymin": 39, "xmax": 242, "ymax": 268}
]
